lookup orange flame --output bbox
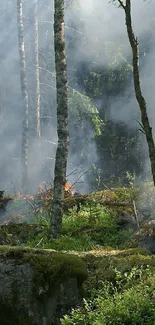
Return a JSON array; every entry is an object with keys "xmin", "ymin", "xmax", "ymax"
[{"xmin": 64, "ymin": 181, "xmax": 72, "ymax": 191}]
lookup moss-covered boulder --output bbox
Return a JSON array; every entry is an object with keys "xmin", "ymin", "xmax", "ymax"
[
  {"xmin": 80, "ymin": 247, "xmax": 154, "ymax": 296},
  {"xmin": 0, "ymin": 246, "xmax": 87, "ymax": 325}
]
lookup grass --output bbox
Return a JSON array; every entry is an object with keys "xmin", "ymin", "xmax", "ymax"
[{"xmin": 27, "ymin": 204, "xmax": 135, "ymax": 251}]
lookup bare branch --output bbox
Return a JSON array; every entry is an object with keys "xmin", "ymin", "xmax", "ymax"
[{"xmin": 118, "ymin": 0, "xmax": 126, "ymax": 9}]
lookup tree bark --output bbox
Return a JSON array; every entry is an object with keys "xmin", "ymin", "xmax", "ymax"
[
  {"xmin": 49, "ymin": 0, "xmax": 69, "ymax": 239},
  {"xmin": 118, "ymin": 0, "xmax": 155, "ymax": 185},
  {"xmin": 17, "ymin": 0, "xmax": 29, "ymax": 191},
  {"xmin": 34, "ymin": 0, "xmax": 41, "ymax": 138}
]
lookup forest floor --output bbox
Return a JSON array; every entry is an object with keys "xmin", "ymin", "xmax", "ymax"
[{"xmin": 1, "ymin": 183, "xmax": 155, "ymax": 324}]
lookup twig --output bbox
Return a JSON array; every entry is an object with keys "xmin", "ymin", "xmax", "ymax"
[
  {"xmin": 118, "ymin": 0, "xmax": 126, "ymax": 10},
  {"xmin": 35, "ymin": 237, "xmax": 44, "ymax": 247},
  {"xmin": 136, "ymin": 120, "xmax": 145, "ymax": 132},
  {"xmin": 102, "ymin": 182, "xmax": 112, "ymax": 190},
  {"xmin": 26, "ymin": 199, "xmax": 35, "ymax": 209},
  {"xmin": 69, "ymin": 169, "xmax": 90, "ymax": 190},
  {"xmin": 66, "ymin": 169, "xmax": 79, "ymax": 177},
  {"xmin": 133, "ymin": 200, "xmax": 140, "ymax": 230},
  {"xmin": 139, "ymin": 128, "xmax": 146, "ymax": 136}
]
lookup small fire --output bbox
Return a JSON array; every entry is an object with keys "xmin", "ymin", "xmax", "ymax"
[
  {"xmin": 37, "ymin": 181, "xmax": 74, "ymax": 201},
  {"xmin": 64, "ymin": 181, "xmax": 71, "ymax": 191},
  {"xmin": 64, "ymin": 181, "xmax": 74, "ymax": 196}
]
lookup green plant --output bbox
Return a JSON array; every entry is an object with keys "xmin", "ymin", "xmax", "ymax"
[{"xmin": 61, "ymin": 269, "xmax": 155, "ymax": 325}]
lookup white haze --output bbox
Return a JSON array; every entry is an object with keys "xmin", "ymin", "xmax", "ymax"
[
  {"xmin": 75, "ymin": 0, "xmax": 155, "ymax": 120},
  {"xmin": 67, "ymin": 0, "xmax": 155, "ymax": 181},
  {"xmin": 0, "ymin": 0, "xmax": 154, "ymax": 194}
]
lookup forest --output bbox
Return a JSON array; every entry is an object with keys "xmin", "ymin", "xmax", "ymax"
[
  {"xmin": 1, "ymin": 0, "xmax": 154, "ymax": 194},
  {"xmin": 1, "ymin": 0, "xmax": 155, "ymax": 324}
]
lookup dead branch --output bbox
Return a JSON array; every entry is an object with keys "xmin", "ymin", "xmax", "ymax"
[
  {"xmin": 118, "ymin": 0, "xmax": 126, "ymax": 9},
  {"xmin": 69, "ymin": 169, "xmax": 90, "ymax": 190},
  {"xmin": 63, "ymin": 193, "xmax": 133, "ymax": 208},
  {"xmin": 133, "ymin": 200, "xmax": 140, "ymax": 230}
]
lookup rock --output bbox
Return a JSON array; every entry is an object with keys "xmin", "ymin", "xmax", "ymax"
[
  {"xmin": 116, "ymin": 212, "xmax": 143, "ymax": 230},
  {"xmin": 132, "ymin": 221, "xmax": 155, "ymax": 253},
  {"xmin": 0, "ymin": 246, "xmax": 88, "ymax": 325},
  {"xmin": 80, "ymin": 248, "xmax": 155, "ymax": 297}
]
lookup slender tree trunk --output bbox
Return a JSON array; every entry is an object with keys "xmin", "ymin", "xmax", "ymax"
[
  {"xmin": 50, "ymin": 0, "xmax": 69, "ymax": 239},
  {"xmin": 118, "ymin": 0, "xmax": 155, "ymax": 185},
  {"xmin": 17, "ymin": 0, "xmax": 29, "ymax": 191},
  {"xmin": 34, "ymin": 0, "xmax": 41, "ymax": 138}
]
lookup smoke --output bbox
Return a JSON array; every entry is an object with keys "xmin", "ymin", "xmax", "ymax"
[
  {"xmin": 0, "ymin": 0, "xmax": 154, "ymax": 196},
  {"xmin": 66, "ymin": 0, "xmax": 155, "ymax": 182}
]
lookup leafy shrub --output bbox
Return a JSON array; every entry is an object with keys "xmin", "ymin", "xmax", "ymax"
[{"xmin": 61, "ymin": 268, "xmax": 155, "ymax": 325}]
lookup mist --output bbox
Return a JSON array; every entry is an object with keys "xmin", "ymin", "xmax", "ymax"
[
  {"xmin": 0, "ymin": 0, "xmax": 154, "ymax": 195},
  {"xmin": 66, "ymin": 0, "xmax": 155, "ymax": 182}
]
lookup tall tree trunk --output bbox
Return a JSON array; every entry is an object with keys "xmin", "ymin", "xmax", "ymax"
[
  {"xmin": 34, "ymin": 0, "xmax": 41, "ymax": 138},
  {"xmin": 118, "ymin": 0, "xmax": 155, "ymax": 185},
  {"xmin": 50, "ymin": 0, "xmax": 69, "ymax": 239},
  {"xmin": 17, "ymin": 0, "xmax": 29, "ymax": 191}
]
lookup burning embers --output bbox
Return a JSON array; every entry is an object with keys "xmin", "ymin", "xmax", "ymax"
[
  {"xmin": 38, "ymin": 180, "xmax": 77, "ymax": 200},
  {"xmin": 63, "ymin": 181, "xmax": 75, "ymax": 197}
]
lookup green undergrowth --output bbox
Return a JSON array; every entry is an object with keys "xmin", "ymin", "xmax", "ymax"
[
  {"xmin": 81, "ymin": 248, "xmax": 154, "ymax": 298},
  {"xmin": 27, "ymin": 204, "xmax": 135, "ymax": 251},
  {"xmin": 61, "ymin": 249, "xmax": 155, "ymax": 325},
  {"xmin": 61, "ymin": 271, "xmax": 155, "ymax": 325},
  {"xmin": 2, "ymin": 185, "xmax": 152, "ymax": 252}
]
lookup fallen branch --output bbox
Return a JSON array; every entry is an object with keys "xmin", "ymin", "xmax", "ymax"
[{"xmin": 63, "ymin": 194, "xmax": 133, "ymax": 209}]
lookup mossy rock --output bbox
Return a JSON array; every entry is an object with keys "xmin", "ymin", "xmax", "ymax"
[
  {"xmin": 0, "ymin": 246, "xmax": 88, "ymax": 325},
  {"xmin": 0, "ymin": 298, "xmax": 33, "ymax": 325},
  {"xmin": 0, "ymin": 245, "xmax": 88, "ymax": 287},
  {"xmin": 81, "ymin": 247, "xmax": 154, "ymax": 296},
  {"xmin": 116, "ymin": 247, "xmax": 152, "ymax": 257}
]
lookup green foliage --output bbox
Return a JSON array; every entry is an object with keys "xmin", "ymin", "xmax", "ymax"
[
  {"xmin": 61, "ymin": 268, "xmax": 155, "ymax": 325},
  {"xmin": 28, "ymin": 202, "xmax": 134, "ymax": 250},
  {"xmin": 68, "ymin": 87, "xmax": 102, "ymax": 137},
  {"xmin": 38, "ymin": 235, "xmax": 96, "ymax": 252}
]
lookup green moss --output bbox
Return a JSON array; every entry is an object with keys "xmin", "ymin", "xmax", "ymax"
[
  {"xmin": 116, "ymin": 248, "xmax": 152, "ymax": 257},
  {"xmin": 114, "ymin": 254, "xmax": 155, "ymax": 272},
  {"xmin": 81, "ymin": 249, "xmax": 155, "ymax": 297},
  {"xmin": 63, "ymin": 187, "xmax": 138, "ymax": 212},
  {"xmin": 24, "ymin": 251, "xmax": 88, "ymax": 294},
  {"xmin": 0, "ymin": 245, "xmax": 87, "ymax": 296}
]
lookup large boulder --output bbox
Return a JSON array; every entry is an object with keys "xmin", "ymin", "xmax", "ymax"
[{"xmin": 0, "ymin": 246, "xmax": 87, "ymax": 325}]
